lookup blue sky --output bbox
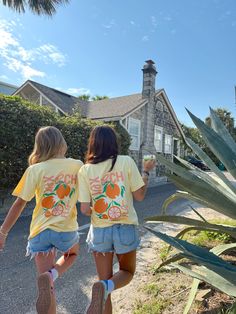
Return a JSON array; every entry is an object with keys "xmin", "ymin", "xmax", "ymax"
[{"xmin": 0, "ymin": 0, "xmax": 236, "ymax": 126}]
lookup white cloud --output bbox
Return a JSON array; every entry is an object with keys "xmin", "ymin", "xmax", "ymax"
[
  {"xmin": 142, "ymin": 35, "xmax": 149, "ymax": 42},
  {"xmin": 0, "ymin": 19, "xmax": 66, "ymax": 80},
  {"xmin": 66, "ymin": 87, "xmax": 91, "ymax": 96},
  {"xmin": 151, "ymin": 16, "xmax": 158, "ymax": 28},
  {"xmin": 0, "ymin": 74, "xmax": 8, "ymax": 80},
  {"xmin": 102, "ymin": 19, "xmax": 116, "ymax": 29},
  {"xmin": 4, "ymin": 56, "xmax": 45, "ymax": 80}
]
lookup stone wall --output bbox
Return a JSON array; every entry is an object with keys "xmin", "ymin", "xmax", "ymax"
[{"xmin": 128, "ymin": 93, "xmax": 180, "ymax": 186}]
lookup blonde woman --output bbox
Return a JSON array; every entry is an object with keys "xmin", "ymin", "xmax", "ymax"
[{"xmin": 0, "ymin": 126, "xmax": 83, "ymax": 314}]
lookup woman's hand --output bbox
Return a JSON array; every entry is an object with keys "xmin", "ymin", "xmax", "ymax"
[
  {"xmin": 143, "ymin": 158, "xmax": 156, "ymax": 172},
  {"xmin": 80, "ymin": 202, "xmax": 92, "ymax": 216}
]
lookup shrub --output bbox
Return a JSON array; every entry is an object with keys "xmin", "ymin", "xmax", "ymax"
[{"xmin": 0, "ymin": 95, "xmax": 131, "ymax": 189}]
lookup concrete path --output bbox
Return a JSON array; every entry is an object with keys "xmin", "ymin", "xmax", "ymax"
[{"xmin": 0, "ymin": 183, "xmax": 190, "ymax": 314}]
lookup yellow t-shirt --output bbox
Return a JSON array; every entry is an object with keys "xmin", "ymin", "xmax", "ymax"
[
  {"xmin": 78, "ymin": 155, "xmax": 144, "ymax": 227},
  {"xmin": 13, "ymin": 158, "xmax": 83, "ymax": 239}
]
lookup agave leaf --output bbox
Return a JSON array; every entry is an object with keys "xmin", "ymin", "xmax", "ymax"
[
  {"xmin": 185, "ymin": 137, "xmax": 236, "ymax": 194},
  {"xmin": 173, "ymin": 155, "xmax": 235, "ymax": 201},
  {"xmin": 168, "ymin": 174, "xmax": 236, "ymax": 219},
  {"xmin": 226, "ymin": 302, "xmax": 236, "ymax": 313},
  {"xmin": 210, "ymin": 242, "xmax": 236, "ymax": 256},
  {"xmin": 174, "ymin": 155, "xmax": 196, "ymax": 170},
  {"xmin": 174, "ymin": 226, "xmax": 221, "ymax": 240},
  {"xmin": 157, "ymin": 154, "xmax": 236, "ymax": 204},
  {"xmin": 164, "ymin": 226, "xmax": 236, "ymax": 256},
  {"xmin": 183, "ymin": 279, "xmax": 200, "ymax": 314},
  {"xmin": 187, "ymin": 109, "xmax": 236, "ymax": 180},
  {"xmin": 145, "ymin": 228, "xmax": 236, "ymax": 285},
  {"xmin": 158, "ymin": 253, "xmax": 185, "ymax": 270},
  {"xmin": 162, "ymin": 191, "xmax": 212, "ymax": 215},
  {"xmin": 145, "ymin": 215, "xmax": 236, "ymax": 238},
  {"xmin": 190, "ymin": 206, "xmax": 208, "ymax": 222},
  {"xmin": 172, "ymin": 263, "xmax": 236, "ymax": 297},
  {"xmin": 210, "ymin": 107, "xmax": 236, "ymax": 155},
  {"xmin": 183, "ymin": 243, "xmax": 236, "ymax": 313}
]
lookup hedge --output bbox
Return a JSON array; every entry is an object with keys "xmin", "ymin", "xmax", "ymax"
[{"xmin": 0, "ymin": 95, "xmax": 131, "ymax": 189}]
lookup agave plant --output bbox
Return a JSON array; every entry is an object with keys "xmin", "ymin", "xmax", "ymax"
[{"xmin": 145, "ymin": 108, "xmax": 236, "ymax": 313}]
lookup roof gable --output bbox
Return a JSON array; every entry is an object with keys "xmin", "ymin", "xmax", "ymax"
[
  {"xmin": 85, "ymin": 93, "xmax": 151, "ymax": 120},
  {"xmin": 13, "ymin": 80, "xmax": 88, "ymax": 114}
]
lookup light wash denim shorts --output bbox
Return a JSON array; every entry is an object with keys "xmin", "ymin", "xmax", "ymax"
[
  {"xmin": 26, "ymin": 229, "xmax": 80, "ymax": 258},
  {"xmin": 87, "ymin": 224, "xmax": 140, "ymax": 254}
]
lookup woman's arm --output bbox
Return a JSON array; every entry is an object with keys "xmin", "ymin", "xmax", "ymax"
[
  {"xmin": 0, "ymin": 197, "xmax": 27, "ymax": 250},
  {"xmin": 80, "ymin": 202, "xmax": 92, "ymax": 216},
  {"xmin": 132, "ymin": 159, "xmax": 156, "ymax": 201}
]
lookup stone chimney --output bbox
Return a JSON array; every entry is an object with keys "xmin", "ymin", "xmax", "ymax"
[{"xmin": 142, "ymin": 60, "xmax": 157, "ymax": 98}]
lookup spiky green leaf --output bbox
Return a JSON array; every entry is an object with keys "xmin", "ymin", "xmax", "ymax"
[
  {"xmin": 187, "ymin": 109, "xmax": 236, "ymax": 179},
  {"xmin": 145, "ymin": 215, "xmax": 236, "ymax": 238}
]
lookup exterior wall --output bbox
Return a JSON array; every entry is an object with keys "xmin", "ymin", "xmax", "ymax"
[
  {"xmin": 15, "ymin": 85, "xmax": 62, "ymax": 114},
  {"xmin": 0, "ymin": 82, "xmax": 18, "ymax": 95},
  {"xmin": 128, "ymin": 93, "xmax": 181, "ymax": 186},
  {"xmin": 128, "ymin": 105, "xmax": 147, "ymax": 171}
]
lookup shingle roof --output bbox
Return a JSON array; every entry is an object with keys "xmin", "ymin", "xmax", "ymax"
[
  {"xmin": 84, "ymin": 93, "xmax": 152, "ymax": 120},
  {"xmin": 27, "ymin": 80, "xmax": 88, "ymax": 114},
  {"xmin": 15, "ymin": 80, "xmax": 163, "ymax": 120}
]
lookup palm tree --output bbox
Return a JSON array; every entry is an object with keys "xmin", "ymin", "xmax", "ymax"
[
  {"xmin": 2, "ymin": 0, "xmax": 69, "ymax": 16},
  {"xmin": 91, "ymin": 95, "xmax": 109, "ymax": 101}
]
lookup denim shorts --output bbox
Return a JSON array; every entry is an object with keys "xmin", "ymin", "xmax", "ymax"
[
  {"xmin": 26, "ymin": 229, "xmax": 80, "ymax": 258},
  {"xmin": 87, "ymin": 224, "xmax": 140, "ymax": 254}
]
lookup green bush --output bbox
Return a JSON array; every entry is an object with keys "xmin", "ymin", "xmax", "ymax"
[{"xmin": 0, "ymin": 95, "xmax": 131, "ymax": 189}]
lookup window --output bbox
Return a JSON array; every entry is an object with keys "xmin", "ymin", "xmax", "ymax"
[
  {"xmin": 164, "ymin": 134, "xmax": 172, "ymax": 154},
  {"xmin": 154, "ymin": 126, "xmax": 163, "ymax": 152},
  {"xmin": 128, "ymin": 117, "xmax": 141, "ymax": 150}
]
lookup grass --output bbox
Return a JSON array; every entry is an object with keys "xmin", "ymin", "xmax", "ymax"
[
  {"xmin": 183, "ymin": 219, "xmax": 236, "ymax": 248},
  {"xmin": 133, "ymin": 298, "xmax": 169, "ymax": 314},
  {"xmin": 143, "ymin": 282, "xmax": 160, "ymax": 297},
  {"xmin": 133, "ymin": 219, "xmax": 236, "ymax": 314}
]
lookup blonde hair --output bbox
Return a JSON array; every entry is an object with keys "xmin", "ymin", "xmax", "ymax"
[{"xmin": 28, "ymin": 126, "xmax": 67, "ymax": 165}]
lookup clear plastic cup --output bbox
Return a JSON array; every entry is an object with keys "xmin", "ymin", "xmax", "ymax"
[{"xmin": 143, "ymin": 154, "xmax": 156, "ymax": 161}]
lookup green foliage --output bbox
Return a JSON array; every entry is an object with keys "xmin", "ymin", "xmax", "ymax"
[
  {"xmin": 2, "ymin": 0, "xmax": 69, "ymax": 16},
  {"xmin": 77, "ymin": 94, "xmax": 90, "ymax": 101},
  {"xmin": 0, "ymin": 95, "xmax": 57, "ymax": 189},
  {"xmin": 134, "ymin": 298, "xmax": 169, "ymax": 314},
  {"xmin": 182, "ymin": 108, "xmax": 236, "ymax": 165},
  {"xmin": 111, "ymin": 121, "xmax": 131, "ymax": 155},
  {"xmin": 76, "ymin": 94, "xmax": 109, "ymax": 101},
  {"xmin": 0, "ymin": 94, "xmax": 131, "ymax": 189},
  {"xmin": 143, "ymin": 283, "xmax": 160, "ymax": 297},
  {"xmin": 146, "ymin": 107, "xmax": 236, "ymax": 313}
]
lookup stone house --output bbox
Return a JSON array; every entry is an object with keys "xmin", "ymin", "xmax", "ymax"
[{"xmin": 13, "ymin": 60, "xmax": 184, "ymax": 184}]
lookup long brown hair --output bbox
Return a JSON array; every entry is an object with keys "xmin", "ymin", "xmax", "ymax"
[
  {"xmin": 28, "ymin": 126, "xmax": 67, "ymax": 165},
  {"xmin": 86, "ymin": 126, "xmax": 119, "ymax": 170}
]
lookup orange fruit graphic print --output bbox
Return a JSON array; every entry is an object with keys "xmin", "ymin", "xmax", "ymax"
[
  {"xmin": 42, "ymin": 178, "xmax": 76, "ymax": 218},
  {"xmin": 94, "ymin": 198, "xmax": 109, "ymax": 214},
  {"xmin": 92, "ymin": 175, "xmax": 127, "ymax": 221},
  {"xmin": 56, "ymin": 184, "xmax": 70, "ymax": 199},
  {"xmin": 42, "ymin": 196, "xmax": 55, "ymax": 209},
  {"xmin": 108, "ymin": 206, "xmax": 121, "ymax": 220},
  {"xmin": 106, "ymin": 183, "xmax": 120, "ymax": 199}
]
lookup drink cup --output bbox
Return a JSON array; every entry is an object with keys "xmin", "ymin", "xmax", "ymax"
[{"xmin": 143, "ymin": 154, "xmax": 156, "ymax": 161}]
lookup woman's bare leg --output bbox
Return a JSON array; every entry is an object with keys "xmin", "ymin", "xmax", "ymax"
[
  {"xmin": 35, "ymin": 250, "xmax": 56, "ymax": 314},
  {"xmin": 92, "ymin": 252, "xmax": 114, "ymax": 314},
  {"xmin": 112, "ymin": 250, "xmax": 136, "ymax": 289}
]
